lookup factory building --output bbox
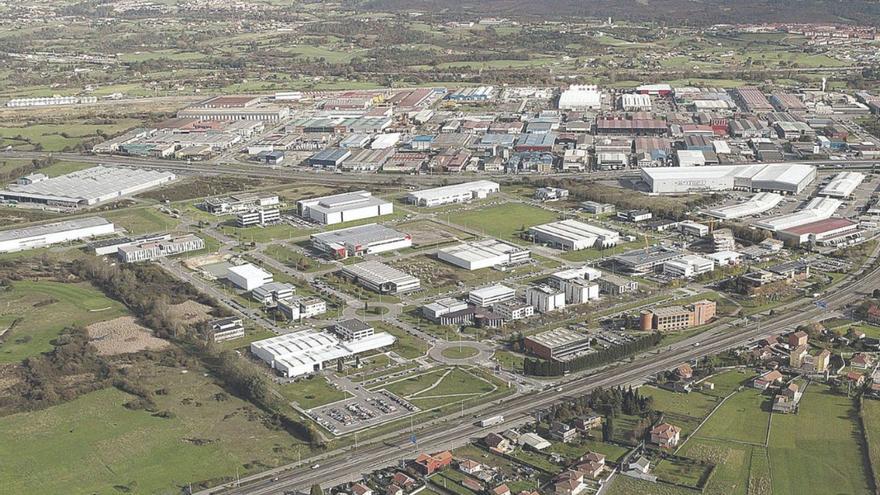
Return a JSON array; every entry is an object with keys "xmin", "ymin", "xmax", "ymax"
[
  {"xmin": 178, "ymin": 96, "xmax": 288, "ymax": 121},
  {"xmin": 307, "ymin": 148, "xmax": 352, "ymax": 169},
  {"xmin": 6, "ymin": 96, "xmax": 97, "ymax": 107},
  {"xmin": 203, "ymin": 193, "xmax": 279, "ymax": 215},
  {"xmin": 0, "ymin": 217, "xmax": 115, "ymax": 253},
  {"xmin": 437, "ymin": 239, "xmax": 530, "ymax": 271},
  {"xmin": 776, "ymin": 218, "xmax": 862, "ymax": 247},
  {"xmin": 311, "ymin": 223, "xmax": 411, "ymax": 259},
  {"xmin": 250, "ymin": 329, "xmax": 395, "ymax": 378},
  {"xmin": 340, "ymin": 261, "xmax": 420, "ymax": 294},
  {"xmin": 226, "ymin": 263, "xmax": 273, "ymax": 291},
  {"xmin": 445, "ymin": 86, "xmax": 495, "ymax": 101},
  {"xmin": 528, "ymin": 219, "xmax": 620, "ymax": 251},
  {"xmin": 706, "ymin": 192, "xmax": 783, "ymax": 219},
  {"xmin": 405, "ymin": 180, "xmax": 500, "ymax": 207},
  {"xmin": 117, "ymin": 234, "xmax": 204, "ymax": 263},
  {"xmin": 641, "ymin": 163, "xmax": 816, "ymax": 194},
  {"xmin": 819, "ymin": 172, "xmax": 865, "ymax": 198},
  {"xmin": 526, "ymin": 285, "xmax": 566, "ymax": 313},
  {"xmin": 236, "ymin": 208, "xmax": 281, "ymax": 227},
  {"xmin": 754, "ymin": 197, "xmax": 841, "ymax": 232},
  {"xmin": 612, "ymin": 246, "xmax": 684, "ymax": 274},
  {"xmin": 0, "ymin": 166, "xmax": 176, "ymax": 208},
  {"xmin": 662, "ymin": 255, "xmax": 715, "ymax": 278},
  {"xmin": 297, "ymin": 190, "xmax": 393, "ymax": 225},
  {"xmin": 469, "ymin": 284, "xmax": 515, "ymax": 307},
  {"xmin": 619, "ymin": 93, "xmax": 652, "ymax": 111},
  {"xmin": 558, "ymin": 85, "xmax": 602, "ymax": 111},
  {"xmin": 731, "ymin": 87, "xmax": 774, "ymax": 113},
  {"xmin": 640, "ymin": 300, "xmax": 716, "ymax": 332},
  {"xmin": 524, "ymin": 328, "xmax": 592, "ymax": 362}
]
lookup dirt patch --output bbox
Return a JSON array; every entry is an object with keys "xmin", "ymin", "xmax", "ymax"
[
  {"xmin": 87, "ymin": 316, "xmax": 170, "ymax": 356},
  {"xmin": 167, "ymin": 301, "xmax": 213, "ymax": 325},
  {"xmin": 397, "ymin": 220, "xmax": 472, "ymax": 248}
]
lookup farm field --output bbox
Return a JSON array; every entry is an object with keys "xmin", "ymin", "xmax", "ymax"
[
  {"xmin": 0, "ymin": 119, "xmax": 140, "ymax": 152},
  {"xmin": 0, "ymin": 281, "xmax": 129, "ymax": 363},
  {"xmin": 0, "ymin": 364, "xmax": 308, "ymax": 494}
]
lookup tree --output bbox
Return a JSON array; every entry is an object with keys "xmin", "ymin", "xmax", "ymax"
[{"xmin": 310, "ymin": 484, "xmax": 324, "ymax": 495}]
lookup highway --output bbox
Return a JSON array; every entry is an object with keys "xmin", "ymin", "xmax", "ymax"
[{"xmin": 200, "ymin": 246, "xmax": 880, "ymax": 495}]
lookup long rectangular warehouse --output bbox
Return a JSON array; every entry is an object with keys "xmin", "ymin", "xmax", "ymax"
[
  {"xmin": 641, "ymin": 163, "xmax": 816, "ymax": 194},
  {"xmin": 405, "ymin": 180, "xmax": 499, "ymax": 207},
  {"xmin": 250, "ymin": 330, "xmax": 396, "ymax": 378},
  {"xmin": 341, "ymin": 260, "xmax": 420, "ymax": 294},
  {"xmin": 0, "ymin": 166, "xmax": 176, "ymax": 208},
  {"xmin": 297, "ymin": 190, "xmax": 392, "ymax": 225},
  {"xmin": 528, "ymin": 219, "xmax": 620, "ymax": 250},
  {"xmin": 819, "ymin": 172, "xmax": 865, "ymax": 198},
  {"xmin": 311, "ymin": 223, "xmax": 411, "ymax": 258},
  {"xmin": 705, "ymin": 192, "xmax": 783, "ymax": 219},
  {"xmin": 754, "ymin": 196, "xmax": 842, "ymax": 231},
  {"xmin": 437, "ymin": 239, "xmax": 530, "ymax": 270},
  {"xmin": 0, "ymin": 217, "xmax": 115, "ymax": 253}
]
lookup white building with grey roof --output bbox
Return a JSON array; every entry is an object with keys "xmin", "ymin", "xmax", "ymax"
[
  {"xmin": 297, "ymin": 190, "xmax": 393, "ymax": 225},
  {"xmin": 310, "ymin": 223, "xmax": 411, "ymax": 258},
  {"xmin": 0, "ymin": 216, "xmax": 114, "ymax": 253},
  {"xmin": 405, "ymin": 180, "xmax": 499, "ymax": 207},
  {"xmin": 340, "ymin": 260, "xmax": 420, "ymax": 294}
]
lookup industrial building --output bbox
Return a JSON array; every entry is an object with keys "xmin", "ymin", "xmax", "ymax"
[
  {"xmin": 640, "ymin": 300, "xmax": 716, "ymax": 332},
  {"xmin": 405, "ymin": 180, "xmax": 500, "ymax": 207},
  {"xmin": 236, "ymin": 208, "xmax": 281, "ymax": 227},
  {"xmin": 597, "ymin": 273, "xmax": 639, "ymax": 295},
  {"xmin": 468, "ymin": 284, "xmax": 515, "ymax": 307},
  {"xmin": 524, "ymin": 328, "xmax": 592, "ymax": 362},
  {"xmin": 819, "ymin": 172, "xmax": 865, "ymax": 198},
  {"xmin": 311, "ymin": 223, "xmax": 411, "ymax": 259},
  {"xmin": 340, "ymin": 261, "xmax": 420, "ymax": 294},
  {"xmin": 297, "ymin": 190, "xmax": 393, "ymax": 225},
  {"xmin": 117, "ymin": 234, "xmax": 204, "ymax": 263},
  {"xmin": 0, "ymin": 216, "xmax": 115, "ymax": 253},
  {"xmin": 334, "ymin": 319, "xmax": 374, "ymax": 340},
  {"xmin": 776, "ymin": 218, "xmax": 862, "ymax": 247},
  {"xmin": 250, "ymin": 329, "xmax": 395, "ymax": 378},
  {"xmin": 227, "ymin": 263, "xmax": 273, "ymax": 291},
  {"xmin": 307, "ymin": 148, "xmax": 352, "ymax": 169},
  {"xmin": 0, "ymin": 166, "xmax": 176, "ymax": 208},
  {"xmin": 613, "ymin": 246, "xmax": 683, "ymax": 274},
  {"xmin": 526, "ymin": 285, "xmax": 566, "ymax": 313},
  {"xmin": 754, "ymin": 197, "xmax": 841, "ymax": 232},
  {"xmin": 663, "ymin": 255, "xmax": 715, "ymax": 278},
  {"xmin": 677, "ymin": 221, "xmax": 710, "ymax": 237},
  {"xmin": 252, "ymin": 282, "xmax": 295, "ymax": 306},
  {"xmin": 203, "ymin": 193, "xmax": 279, "ymax": 215},
  {"xmin": 437, "ymin": 239, "xmax": 530, "ymax": 271},
  {"xmin": 528, "ymin": 219, "xmax": 620, "ymax": 251},
  {"xmin": 278, "ymin": 297, "xmax": 327, "ymax": 321},
  {"xmin": 177, "ymin": 97, "xmax": 289, "ymax": 121},
  {"xmin": 580, "ymin": 201, "xmax": 615, "ymax": 215},
  {"xmin": 422, "ymin": 298, "xmax": 470, "ymax": 322},
  {"xmin": 706, "ymin": 192, "xmax": 783, "ymax": 219},
  {"xmin": 558, "ymin": 85, "xmax": 602, "ymax": 111},
  {"xmin": 619, "ymin": 93, "xmax": 652, "ymax": 111},
  {"xmin": 641, "ymin": 163, "xmax": 816, "ymax": 195}
]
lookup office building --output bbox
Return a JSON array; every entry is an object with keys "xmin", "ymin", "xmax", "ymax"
[
  {"xmin": 562, "ymin": 279, "xmax": 600, "ymax": 304},
  {"xmin": 617, "ymin": 210, "xmax": 653, "ymax": 223},
  {"xmin": 678, "ymin": 221, "xmax": 709, "ymax": 237},
  {"xmin": 204, "ymin": 193, "xmax": 279, "ymax": 215},
  {"xmin": 526, "ymin": 285, "xmax": 566, "ymax": 313},
  {"xmin": 493, "ymin": 300, "xmax": 534, "ymax": 321},
  {"xmin": 528, "ymin": 219, "xmax": 620, "ymax": 251},
  {"xmin": 311, "ymin": 223, "xmax": 411, "ymax": 259},
  {"xmin": 0, "ymin": 216, "xmax": 115, "ymax": 253},
  {"xmin": 334, "ymin": 319, "xmax": 374, "ymax": 340},
  {"xmin": 580, "ymin": 201, "xmax": 615, "ymax": 215},
  {"xmin": 613, "ymin": 246, "xmax": 683, "ymax": 273},
  {"xmin": 663, "ymin": 255, "xmax": 715, "ymax": 278},
  {"xmin": 405, "ymin": 181, "xmax": 500, "ymax": 207},
  {"xmin": 597, "ymin": 273, "xmax": 639, "ymax": 296},
  {"xmin": 297, "ymin": 190, "xmax": 393, "ymax": 225},
  {"xmin": 469, "ymin": 284, "xmax": 515, "ymax": 307},
  {"xmin": 640, "ymin": 300, "xmax": 716, "ymax": 332},
  {"xmin": 437, "ymin": 239, "xmax": 530, "ymax": 271},
  {"xmin": 422, "ymin": 298, "xmax": 470, "ymax": 322},
  {"xmin": 524, "ymin": 328, "xmax": 592, "ymax": 362},
  {"xmin": 236, "ymin": 208, "xmax": 281, "ymax": 227},
  {"xmin": 206, "ymin": 317, "xmax": 245, "ymax": 343},
  {"xmin": 227, "ymin": 263, "xmax": 273, "ymax": 291},
  {"xmin": 550, "ymin": 266, "xmax": 602, "ymax": 288},
  {"xmin": 341, "ymin": 261, "xmax": 420, "ymax": 294},
  {"xmin": 252, "ymin": 282, "xmax": 295, "ymax": 306},
  {"xmin": 250, "ymin": 329, "xmax": 395, "ymax": 378},
  {"xmin": 117, "ymin": 234, "xmax": 204, "ymax": 262}
]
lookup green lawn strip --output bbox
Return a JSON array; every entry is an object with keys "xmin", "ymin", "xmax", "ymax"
[
  {"xmin": 605, "ymin": 475, "xmax": 697, "ymax": 495},
  {"xmin": 371, "ymin": 321, "xmax": 429, "ymax": 360},
  {"xmin": 278, "ymin": 376, "xmax": 351, "ymax": 409}
]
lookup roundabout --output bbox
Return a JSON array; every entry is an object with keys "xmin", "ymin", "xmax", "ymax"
[{"xmin": 429, "ymin": 340, "xmax": 495, "ymax": 364}]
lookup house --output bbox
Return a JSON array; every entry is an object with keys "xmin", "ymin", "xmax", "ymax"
[
  {"xmin": 458, "ymin": 459, "xmax": 483, "ymax": 475},
  {"xmin": 753, "ymin": 370, "xmax": 784, "ymax": 390},
  {"xmin": 676, "ymin": 363, "xmax": 694, "ymax": 380},
  {"xmin": 413, "ymin": 451, "xmax": 453, "ymax": 475},
  {"xmin": 392, "ymin": 472, "xmax": 415, "ymax": 489},
  {"xmin": 581, "ymin": 452, "xmax": 606, "ymax": 466},
  {"xmin": 554, "ymin": 471, "xmax": 586, "ymax": 495},
  {"xmin": 483, "ymin": 432, "xmax": 512, "ymax": 453},
  {"xmin": 386, "ymin": 485, "xmax": 402, "ymax": 495},
  {"xmin": 790, "ymin": 345, "xmax": 808, "ymax": 368},
  {"xmin": 550, "ymin": 421, "xmax": 579, "ymax": 443},
  {"xmin": 852, "ymin": 353, "xmax": 874, "ymax": 369},
  {"xmin": 577, "ymin": 460, "xmax": 604, "ymax": 479},
  {"xmin": 650, "ymin": 422, "xmax": 681, "ymax": 448},
  {"xmin": 772, "ymin": 383, "xmax": 802, "ymax": 413},
  {"xmin": 866, "ymin": 305, "xmax": 880, "ymax": 325},
  {"xmin": 788, "ymin": 331, "xmax": 808, "ymax": 348},
  {"xmin": 493, "ymin": 484, "xmax": 511, "ymax": 495},
  {"xmin": 573, "ymin": 414, "xmax": 603, "ymax": 432},
  {"xmin": 845, "ymin": 371, "xmax": 866, "ymax": 386},
  {"xmin": 351, "ymin": 483, "xmax": 372, "ymax": 495},
  {"xmin": 628, "ymin": 456, "xmax": 651, "ymax": 474}
]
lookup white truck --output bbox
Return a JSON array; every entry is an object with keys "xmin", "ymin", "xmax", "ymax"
[{"xmin": 478, "ymin": 415, "xmax": 504, "ymax": 427}]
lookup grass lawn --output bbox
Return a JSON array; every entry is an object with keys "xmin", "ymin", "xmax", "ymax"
[
  {"xmin": 652, "ymin": 456, "xmax": 711, "ymax": 488},
  {"xmin": 861, "ymin": 399, "xmax": 880, "ymax": 491},
  {"xmin": 493, "ymin": 350, "xmax": 525, "ymax": 372},
  {"xmin": 0, "ymin": 119, "xmax": 141, "ymax": 152},
  {"xmin": 263, "ymin": 244, "xmax": 327, "ymax": 272},
  {"xmin": 449, "ymin": 203, "xmax": 559, "ymax": 244},
  {"xmin": 768, "ymin": 385, "xmax": 871, "ymax": 494},
  {"xmin": 606, "ymin": 475, "xmax": 696, "ymax": 495},
  {"xmin": 547, "ymin": 438, "xmax": 629, "ymax": 464},
  {"xmin": 700, "ymin": 369, "xmax": 754, "ymax": 398},
  {"xmin": 380, "ymin": 367, "xmax": 498, "ymax": 411},
  {"xmin": 642, "ymin": 386, "xmax": 720, "ymax": 424},
  {"xmin": 371, "ymin": 322, "xmax": 428, "ymax": 360},
  {"xmin": 278, "ymin": 376, "xmax": 351, "ymax": 409},
  {"xmin": 681, "ymin": 438, "xmax": 758, "ymax": 495},
  {"xmin": 693, "ymin": 388, "xmax": 769, "ymax": 445},
  {"xmin": 0, "ymin": 281, "xmax": 129, "ymax": 363},
  {"xmin": 104, "ymin": 207, "xmax": 180, "ymax": 235},
  {"xmin": 441, "ymin": 346, "xmax": 480, "ymax": 359},
  {"xmin": 38, "ymin": 160, "xmax": 94, "ymax": 177},
  {"xmin": 0, "ymin": 364, "xmax": 309, "ymax": 494}
]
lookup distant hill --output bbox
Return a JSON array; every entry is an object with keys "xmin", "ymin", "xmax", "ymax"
[{"xmin": 351, "ymin": 0, "xmax": 880, "ymax": 26}]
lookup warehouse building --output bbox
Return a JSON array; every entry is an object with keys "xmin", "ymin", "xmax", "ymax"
[
  {"xmin": 437, "ymin": 239, "xmax": 530, "ymax": 271},
  {"xmin": 706, "ymin": 192, "xmax": 783, "ymax": 219},
  {"xmin": 340, "ymin": 261, "xmax": 420, "ymax": 294},
  {"xmin": 297, "ymin": 190, "xmax": 393, "ymax": 225},
  {"xmin": 612, "ymin": 246, "xmax": 684, "ymax": 274},
  {"xmin": 528, "ymin": 219, "xmax": 620, "ymax": 251},
  {"xmin": 663, "ymin": 255, "xmax": 715, "ymax": 278},
  {"xmin": 118, "ymin": 234, "xmax": 204, "ymax": 262},
  {"xmin": 469, "ymin": 284, "xmax": 515, "ymax": 307},
  {"xmin": 524, "ymin": 328, "xmax": 592, "ymax": 362},
  {"xmin": 0, "ymin": 216, "xmax": 114, "ymax": 253},
  {"xmin": 307, "ymin": 148, "xmax": 351, "ymax": 169},
  {"xmin": 754, "ymin": 197, "xmax": 841, "ymax": 232},
  {"xmin": 405, "ymin": 180, "xmax": 500, "ymax": 207},
  {"xmin": 311, "ymin": 223, "xmax": 411, "ymax": 259},
  {"xmin": 227, "ymin": 263, "xmax": 273, "ymax": 291},
  {"xmin": 558, "ymin": 85, "xmax": 602, "ymax": 111},
  {"xmin": 776, "ymin": 218, "xmax": 862, "ymax": 247},
  {"xmin": 0, "ymin": 166, "xmax": 175, "ymax": 208},
  {"xmin": 641, "ymin": 163, "xmax": 816, "ymax": 195},
  {"xmin": 250, "ymin": 329, "xmax": 395, "ymax": 378},
  {"xmin": 619, "ymin": 93, "xmax": 652, "ymax": 111},
  {"xmin": 526, "ymin": 285, "xmax": 566, "ymax": 313},
  {"xmin": 819, "ymin": 172, "xmax": 865, "ymax": 198}
]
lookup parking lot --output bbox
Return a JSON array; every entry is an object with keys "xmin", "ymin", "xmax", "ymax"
[{"xmin": 307, "ymin": 388, "xmax": 419, "ymax": 435}]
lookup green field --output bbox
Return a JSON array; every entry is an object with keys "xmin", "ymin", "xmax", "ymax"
[
  {"xmin": 379, "ymin": 367, "xmax": 498, "ymax": 410},
  {"xmin": 441, "ymin": 346, "xmax": 480, "ymax": 359},
  {"xmin": 38, "ymin": 160, "xmax": 95, "ymax": 177},
  {"xmin": 694, "ymin": 388, "xmax": 769, "ymax": 445},
  {"xmin": 263, "ymin": 244, "xmax": 327, "ymax": 272},
  {"xmin": 0, "ymin": 120, "xmax": 141, "ymax": 152},
  {"xmin": 449, "ymin": 203, "xmax": 559, "ymax": 244},
  {"xmin": 278, "ymin": 376, "xmax": 351, "ymax": 409},
  {"xmin": 372, "ymin": 322, "xmax": 428, "ymax": 360},
  {"xmin": 0, "ymin": 281, "xmax": 129, "ymax": 363},
  {"xmin": 0, "ymin": 365, "xmax": 309, "ymax": 494},
  {"xmin": 104, "ymin": 208, "xmax": 180, "ymax": 235},
  {"xmin": 862, "ymin": 399, "xmax": 880, "ymax": 491}
]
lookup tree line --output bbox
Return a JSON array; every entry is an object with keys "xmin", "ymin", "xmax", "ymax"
[{"xmin": 523, "ymin": 333, "xmax": 662, "ymax": 376}]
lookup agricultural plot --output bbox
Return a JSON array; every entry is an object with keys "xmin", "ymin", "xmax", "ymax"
[
  {"xmin": 693, "ymin": 388, "xmax": 770, "ymax": 445},
  {"xmin": 641, "ymin": 386, "xmax": 720, "ymax": 436},
  {"xmin": 0, "ymin": 281, "xmax": 129, "ymax": 363},
  {"xmin": 861, "ymin": 399, "xmax": 880, "ymax": 491},
  {"xmin": 0, "ymin": 119, "xmax": 141, "ymax": 152},
  {"xmin": 681, "ymin": 438, "xmax": 760, "ymax": 495}
]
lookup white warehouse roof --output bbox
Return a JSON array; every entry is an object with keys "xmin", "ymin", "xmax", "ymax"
[
  {"xmin": 1, "ymin": 166, "xmax": 176, "ymax": 206},
  {"xmin": 250, "ymin": 330, "xmax": 395, "ymax": 378},
  {"xmin": 406, "ymin": 180, "xmax": 499, "ymax": 206},
  {"xmin": 641, "ymin": 163, "xmax": 816, "ymax": 194},
  {"xmin": 819, "ymin": 172, "xmax": 865, "ymax": 198},
  {"xmin": 706, "ymin": 192, "xmax": 783, "ymax": 219},
  {"xmin": 558, "ymin": 85, "xmax": 602, "ymax": 110},
  {"xmin": 754, "ymin": 196, "xmax": 842, "ymax": 231}
]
